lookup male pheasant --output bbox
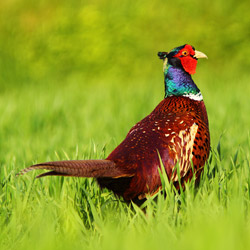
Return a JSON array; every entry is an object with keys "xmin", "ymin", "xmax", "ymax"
[{"xmin": 20, "ymin": 44, "xmax": 210, "ymax": 204}]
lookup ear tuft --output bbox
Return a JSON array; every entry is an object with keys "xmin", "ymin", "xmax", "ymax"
[{"xmin": 158, "ymin": 52, "xmax": 168, "ymax": 60}]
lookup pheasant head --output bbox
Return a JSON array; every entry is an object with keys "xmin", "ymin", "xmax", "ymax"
[
  {"xmin": 158, "ymin": 44, "xmax": 207, "ymax": 75},
  {"xmin": 158, "ymin": 44, "xmax": 208, "ymax": 100}
]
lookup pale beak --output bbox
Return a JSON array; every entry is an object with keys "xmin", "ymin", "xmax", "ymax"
[{"xmin": 194, "ymin": 50, "xmax": 208, "ymax": 59}]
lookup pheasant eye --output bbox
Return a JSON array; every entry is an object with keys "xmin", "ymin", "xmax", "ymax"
[{"xmin": 182, "ymin": 50, "xmax": 189, "ymax": 56}]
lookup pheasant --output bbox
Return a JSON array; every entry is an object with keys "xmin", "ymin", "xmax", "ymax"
[{"xmin": 20, "ymin": 44, "xmax": 210, "ymax": 205}]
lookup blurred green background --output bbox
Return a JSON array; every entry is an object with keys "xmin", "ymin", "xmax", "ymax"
[
  {"xmin": 1, "ymin": 1, "xmax": 250, "ymax": 249},
  {"xmin": 0, "ymin": 0, "xmax": 250, "ymax": 161},
  {"xmin": 0, "ymin": 0, "xmax": 250, "ymax": 150},
  {"xmin": 0, "ymin": 0, "xmax": 249, "ymax": 88}
]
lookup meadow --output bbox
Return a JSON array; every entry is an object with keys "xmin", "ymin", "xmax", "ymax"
[{"xmin": 0, "ymin": 0, "xmax": 250, "ymax": 249}]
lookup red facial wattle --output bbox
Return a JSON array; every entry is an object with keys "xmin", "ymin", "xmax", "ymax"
[
  {"xmin": 174, "ymin": 45, "xmax": 197, "ymax": 75},
  {"xmin": 180, "ymin": 56, "xmax": 197, "ymax": 75}
]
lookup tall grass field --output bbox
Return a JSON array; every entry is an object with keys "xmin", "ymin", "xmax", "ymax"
[{"xmin": 0, "ymin": 0, "xmax": 250, "ymax": 249}]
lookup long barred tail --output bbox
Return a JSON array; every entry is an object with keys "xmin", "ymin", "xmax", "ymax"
[{"xmin": 18, "ymin": 160, "xmax": 131, "ymax": 179}]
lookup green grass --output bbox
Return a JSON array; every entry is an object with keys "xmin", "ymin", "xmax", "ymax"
[{"xmin": 1, "ymin": 0, "xmax": 250, "ymax": 249}]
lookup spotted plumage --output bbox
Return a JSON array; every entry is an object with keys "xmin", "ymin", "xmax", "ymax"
[{"xmin": 19, "ymin": 44, "xmax": 210, "ymax": 205}]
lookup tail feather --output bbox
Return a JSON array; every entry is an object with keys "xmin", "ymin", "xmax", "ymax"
[{"xmin": 18, "ymin": 160, "xmax": 133, "ymax": 179}]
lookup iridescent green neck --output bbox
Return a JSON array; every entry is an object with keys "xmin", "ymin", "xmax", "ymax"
[{"xmin": 164, "ymin": 65, "xmax": 202, "ymax": 101}]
